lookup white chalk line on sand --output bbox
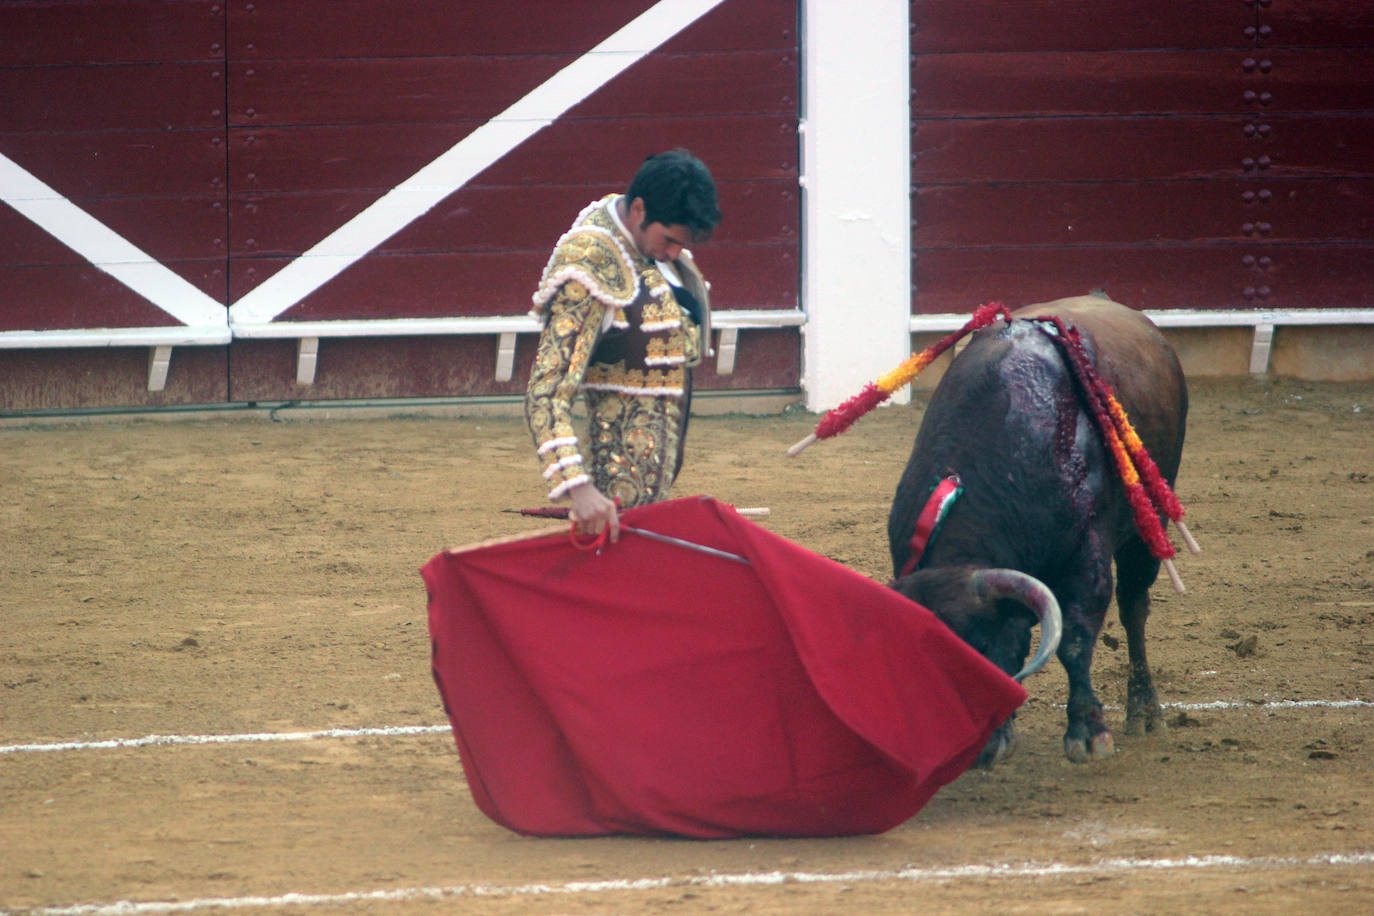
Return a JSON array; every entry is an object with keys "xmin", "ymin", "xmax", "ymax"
[
  {"xmin": 3, "ymin": 699, "xmax": 1369, "ymax": 757},
  {"xmin": 0, "ymin": 725, "xmax": 449, "ymax": 756},
  {"xmin": 14, "ymin": 852, "xmax": 1374, "ymax": 915}
]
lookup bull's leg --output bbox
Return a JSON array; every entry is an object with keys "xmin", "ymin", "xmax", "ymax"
[
  {"xmin": 1115, "ymin": 538, "xmax": 1167, "ymax": 736},
  {"xmin": 975, "ymin": 716, "xmax": 1018, "ymax": 768},
  {"xmin": 975, "ymin": 617, "xmax": 1033, "ymax": 768},
  {"xmin": 1056, "ymin": 560, "xmax": 1115, "ymax": 762}
]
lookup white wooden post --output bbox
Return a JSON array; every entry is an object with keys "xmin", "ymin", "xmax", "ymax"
[
  {"xmin": 296, "ymin": 337, "xmax": 320, "ymax": 385},
  {"xmin": 801, "ymin": 0, "xmax": 912, "ymax": 411},
  {"xmin": 147, "ymin": 345, "xmax": 173, "ymax": 391}
]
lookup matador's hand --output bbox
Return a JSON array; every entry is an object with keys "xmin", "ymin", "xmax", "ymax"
[{"xmin": 567, "ymin": 482, "xmax": 620, "ymax": 543}]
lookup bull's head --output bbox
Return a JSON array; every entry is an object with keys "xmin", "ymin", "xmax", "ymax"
[
  {"xmin": 892, "ymin": 566, "xmax": 1062, "ymax": 681},
  {"xmin": 891, "ymin": 566, "xmax": 1063, "ymax": 765}
]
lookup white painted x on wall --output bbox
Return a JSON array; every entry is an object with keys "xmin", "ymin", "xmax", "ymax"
[{"xmin": 0, "ymin": 0, "xmax": 727, "ymax": 344}]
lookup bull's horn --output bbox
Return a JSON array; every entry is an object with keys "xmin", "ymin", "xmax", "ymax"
[{"xmin": 971, "ymin": 569, "xmax": 1063, "ymax": 682}]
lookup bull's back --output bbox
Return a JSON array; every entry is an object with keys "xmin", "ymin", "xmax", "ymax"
[
  {"xmin": 1011, "ymin": 295, "xmax": 1187, "ymax": 480},
  {"xmin": 888, "ymin": 293, "xmax": 1188, "ymax": 574}
]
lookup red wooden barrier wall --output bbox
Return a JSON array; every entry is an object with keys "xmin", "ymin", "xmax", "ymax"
[
  {"xmin": 909, "ymin": 0, "xmax": 1374, "ymax": 314},
  {"xmin": 0, "ymin": 0, "xmax": 801, "ymax": 409},
  {"xmin": 4, "ymin": 1, "xmax": 1369, "ymax": 410}
]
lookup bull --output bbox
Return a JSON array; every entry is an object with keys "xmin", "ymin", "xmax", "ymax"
[{"xmin": 888, "ymin": 293, "xmax": 1188, "ymax": 765}]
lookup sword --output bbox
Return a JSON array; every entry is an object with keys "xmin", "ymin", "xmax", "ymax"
[
  {"xmin": 499, "ymin": 503, "xmax": 767, "ymax": 564},
  {"xmin": 621, "ymin": 525, "xmax": 750, "ymax": 565},
  {"xmin": 505, "ymin": 505, "xmax": 770, "ymax": 518}
]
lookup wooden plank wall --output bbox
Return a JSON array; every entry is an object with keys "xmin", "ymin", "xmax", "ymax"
[
  {"xmin": 909, "ymin": 0, "xmax": 1374, "ymax": 314},
  {"xmin": 0, "ymin": 0, "xmax": 231, "ymax": 407},
  {"xmin": 0, "ymin": 0, "xmax": 801, "ymax": 409},
  {"xmin": 225, "ymin": 0, "xmax": 802, "ymax": 401},
  {"xmin": 0, "ymin": 0, "xmax": 228, "ymax": 332}
]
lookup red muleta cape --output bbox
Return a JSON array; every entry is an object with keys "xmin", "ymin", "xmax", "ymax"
[{"xmin": 422, "ymin": 495, "xmax": 1025, "ymax": 838}]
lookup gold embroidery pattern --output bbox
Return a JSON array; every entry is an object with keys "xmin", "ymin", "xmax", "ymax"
[
  {"xmin": 526, "ymin": 195, "xmax": 707, "ymax": 505},
  {"xmin": 530, "ymin": 197, "xmax": 637, "ymax": 318},
  {"xmin": 525, "ymin": 283, "xmax": 608, "ymax": 499},
  {"xmin": 644, "ymin": 336, "xmax": 684, "ymax": 367},
  {"xmin": 583, "ymin": 362, "xmax": 686, "ymax": 395},
  {"xmin": 587, "ymin": 386, "xmax": 689, "ymax": 508}
]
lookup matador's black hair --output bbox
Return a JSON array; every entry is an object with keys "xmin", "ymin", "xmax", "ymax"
[{"xmin": 626, "ymin": 149, "xmax": 722, "ymax": 243}]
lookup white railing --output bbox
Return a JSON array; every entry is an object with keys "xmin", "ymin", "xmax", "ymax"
[
  {"xmin": 228, "ymin": 309, "xmax": 810, "ymax": 386},
  {"xmin": 3, "ymin": 307, "xmax": 1370, "ymax": 394},
  {"xmin": 912, "ymin": 308, "xmax": 1374, "ymax": 375}
]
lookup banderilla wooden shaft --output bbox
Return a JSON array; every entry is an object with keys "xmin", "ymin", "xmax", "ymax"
[
  {"xmin": 1163, "ymin": 557, "xmax": 1186, "ymax": 594},
  {"xmin": 1175, "ymin": 519, "xmax": 1201, "ymax": 554},
  {"xmin": 787, "ymin": 433, "xmax": 818, "ymax": 457}
]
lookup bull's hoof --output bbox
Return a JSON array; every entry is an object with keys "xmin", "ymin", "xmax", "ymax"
[
  {"xmin": 1064, "ymin": 729, "xmax": 1116, "ymax": 763},
  {"xmin": 1124, "ymin": 707, "xmax": 1168, "ymax": 737},
  {"xmin": 1124, "ymin": 700, "xmax": 1168, "ymax": 737},
  {"xmin": 974, "ymin": 722, "xmax": 1018, "ymax": 769}
]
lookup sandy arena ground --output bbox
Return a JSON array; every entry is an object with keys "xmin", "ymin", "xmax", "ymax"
[{"xmin": 1, "ymin": 376, "xmax": 1372, "ymax": 914}]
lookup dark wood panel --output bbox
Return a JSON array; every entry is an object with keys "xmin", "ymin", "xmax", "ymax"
[
  {"xmin": 0, "ymin": 133, "xmax": 227, "ymax": 199},
  {"xmin": 1241, "ymin": 179, "xmax": 1374, "ymax": 243},
  {"xmin": 228, "ymin": 181, "xmax": 797, "ymax": 257},
  {"xmin": 915, "ymin": 242, "xmax": 1374, "ymax": 313},
  {"xmin": 0, "ymin": 64, "xmax": 225, "ymax": 133},
  {"xmin": 228, "ymin": 189, "xmax": 545, "ymax": 259},
  {"xmin": 226, "ymin": 325, "xmax": 799, "ymax": 402},
  {"xmin": 228, "ymin": 336, "xmax": 529, "ymax": 401},
  {"xmin": 0, "ymin": 263, "xmax": 225, "ymax": 331},
  {"xmin": 2, "ymin": 199, "xmax": 228, "ymax": 267},
  {"xmin": 1239, "ymin": 244, "xmax": 1374, "ymax": 309},
  {"xmin": 230, "ymin": 240, "xmax": 797, "ymax": 319},
  {"xmin": 227, "ymin": 124, "xmax": 460, "ymax": 194},
  {"xmin": 691, "ymin": 244, "xmax": 799, "ymax": 311},
  {"xmin": 914, "ymin": 178, "xmax": 1374, "ymax": 248},
  {"xmin": 720, "ymin": 179, "xmax": 801, "ymax": 247},
  {"xmin": 916, "ymin": 182, "xmax": 1239, "ymax": 248},
  {"xmin": 910, "ymin": 0, "xmax": 1245, "ymax": 53},
  {"xmin": 1263, "ymin": 0, "xmax": 1374, "ymax": 48},
  {"xmin": 912, "ymin": 49, "xmax": 1374, "ymax": 118},
  {"xmin": 229, "ymin": 116, "xmax": 798, "ymax": 193},
  {"xmin": 913, "ymin": 51, "xmax": 1252, "ymax": 118},
  {"xmin": 912, "ymin": 247, "xmax": 1262, "ymax": 314},
  {"xmin": 1251, "ymin": 114, "xmax": 1374, "ymax": 179},
  {"xmin": 692, "ymin": 327, "xmax": 800, "ymax": 390},
  {"xmin": 911, "ymin": 115, "xmax": 1374, "ymax": 183},
  {"xmin": 229, "ymin": 0, "xmax": 795, "ymax": 58},
  {"xmin": 228, "ymin": 50, "xmax": 795, "ymax": 127},
  {"xmin": 1246, "ymin": 50, "xmax": 1374, "ymax": 113},
  {"xmin": 911, "ymin": 117, "xmax": 1244, "ymax": 183},
  {"xmin": 227, "ymin": 56, "xmax": 570, "ymax": 128},
  {"xmin": 0, "ymin": 346, "xmax": 229, "ymax": 412},
  {"xmin": 226, "ymin": 252, "xmax": 538, "ymax": 317},
  {"xmin": 0, "ymin": 0, "xmax": 223, "ymax": 66}
]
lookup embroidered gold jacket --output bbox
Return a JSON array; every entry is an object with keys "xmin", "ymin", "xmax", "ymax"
[{"xmin": 525, "ymin": 195, "xmax": 712, "ymax": 500}]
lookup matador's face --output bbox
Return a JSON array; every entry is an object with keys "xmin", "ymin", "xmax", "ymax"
[
  {"xmin": 625, "ymin": 196, "xmax": 694, "ymax": 262},
  {"xmin": 637, "ymin": 221, "xmax": 693, "ymax": 262}
]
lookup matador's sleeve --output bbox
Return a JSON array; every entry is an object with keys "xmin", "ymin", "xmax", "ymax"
[
  {"xmin": 524, "ymin": 222, "xmax": 637, "ymax": 501},
  {"xmin": 525, "ymin": 279, "xmax": 608, "ymax": 500}
]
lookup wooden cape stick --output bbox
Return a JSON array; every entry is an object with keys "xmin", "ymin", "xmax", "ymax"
[{"xmin": 446, "ymin": 523, "xmax": 569, "ymax": 555}]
